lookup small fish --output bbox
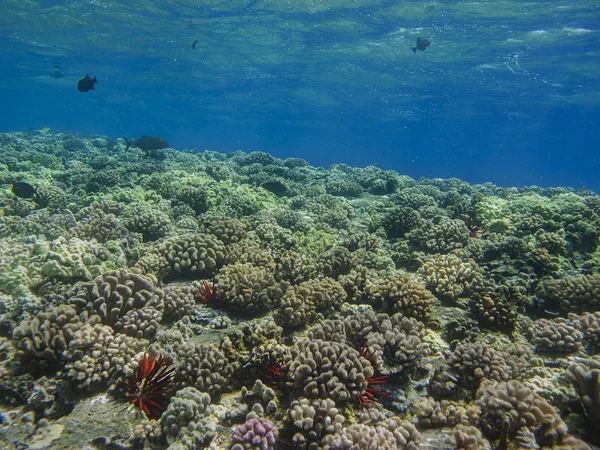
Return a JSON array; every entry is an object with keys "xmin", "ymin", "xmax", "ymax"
[
  {"xmin": 11, "ymin": 182, "xmax": 36, "ymax": 199},
  {"xmin": 77, "ymin": 74, "xmax": 97, "ymax": 92},
  {"xmin": 191, "ymin": 40, "xmax": 199, "ymax": 49},
  {"xmin": 50, "ymin": 68, "xmax": 63, "ymax": 79},
  {"xmin": 412, "ymin": 37, "xmax": 431, "ymax": 53},
  {"xmin": 259, "ymin": 180, "xmax": 287, "ymax": 196},
  {"xmin": 124, "ymin": 135, "xmax": 170, "ymax": 151},
  {"xmin": 39, "ymin": 127, "xmax": 51, "ymax": 133}
]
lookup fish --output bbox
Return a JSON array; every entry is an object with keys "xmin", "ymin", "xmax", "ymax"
[
  {"xmin": 11, "ymin": 182, "xmax": 36, "ymax": 199},
  {"xmin": 39, "ymin": 127, "xmax": 51, "ymax": 133},
  {"xmin": 412, "ymin": 37, "xmax": 431, "ymax": 53},
  {"xmin": 50, "ymin": 68, "xmax": 63, "ymax": 79},
  {"xmin": 191, "ymin": 40, "xmax": 199, "ymax": 49},
  {"xmin": 77, "ymin": 74, "xmax": 97, "ymax": 92},
  {"xmin": 124, "ymin": 135, "xmax": 170, "ymax": 151},
  {"xmin": 259, "ymin": 180, "xmax": 287, "ymax": 196}
]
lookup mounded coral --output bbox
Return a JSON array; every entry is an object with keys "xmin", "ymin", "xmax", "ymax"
[
  {"xmin": 2, "ymin": 132, "xmax": 600, "ymax": 450},
  {"xmin": 430, "ymin": 341, "xmax": 528, "ymax": 398},
  {"xmin": 414, "ymin": 396, "xmax": 480, "ymax": 428},
  {"xmin": 363, "ymin": 274, "xmax": 436, "ymax": 321},
  {"xmin": 231, "ymin": 416, "xmax": 277, "ymax": 450},
  {"xmin": 175, "ymin": 185, "xmax": 211, "ymax": 214},
  {"xmin": 569, "ymin": 357, "xmax": 600, "ymax": 428},
  {"xmin": 12, "ymin": 304, "xmax": 82, "ymax": 372},
  {"xmin": 307, "ymin": 310, "xmax": 430, "ymax": 376},
  {"xmin": 283, "ymin": 339, "xmax": 373, "ymax": 404},
  {"xmin": 171, "ymin": 341, "xmax": 235, "ymax": 397},
  {"xmin": 381, "ymin": 206, "xmax": 422, "ymax": 239},
  {"xmin": 366, "ymin": 313, "xmax": 430, "ymax": 374},
  {"xmin": 535, "ymin": 273, "xmax": 600, "ymax": 313},
  {"xmin": 121, "ymin": 203, "xmax": 172, "ymax": 241},
  {"xmin": 572, "ymin": 312, "xmax": 600, "ymax": 353},
  {"xmin": 469, "ymin": 292, "xmax": 517, "ymax": 331},
  {"xmin": 33, "ymin": 182, "xmax": 67, "ymax": 211},
  {"xmin": 68, "ymin": 201, "xmax": 132, "ymax": 244},
  {"xmin": 200, "ymin": 215, "xmax": 249, "ymax": 244},
  {"xmin": 67, "ymin": 269, "xmax": 164, "ymax": 338},
  {"xmin": 452, "ymin": 424, "xmax": 491, "ymax": 450},
  {"xmin": 390, "ymin": 187, "xmax": 438, "ymax": 211},
  {"xmin": 63, "ymin": 320, "xmax": 148, "ymax": 388},
  {"xmin": 317, "ymin": 246, "xmax": 356, "ymax": 280},
  {"xmin": 528, "ymin": 317, "xmax": 584, "ymax": 353},
  {"xmin": 224, "ymin": 240, "xmax": 273, "ymax": 267},
  {"xmin": 475, "ymin": 379, "xmax": 584, "ymax": 448},
  {"xmin": 338, "ymin": 265, "xmax": 380, "ymax": 303},
  {"xmin": 217, "ymin": 262, "xmax": 289, "ymax": 313},
  {"xmin": 0, "ymin": 236, "xmax": 127, "ymax": 297},
  {"xmin": 162, "ymin": 284, "xmax": 198, "ymax": 320},
  {"xmin": 321, "ymin": 416, "xmax": 419, "ymax": 450},
  {"xmin": 274, "ymin": 277, "xmax": 346, "ymax": 327},
  {"xmin": 12, "ymin": 302, "xmax": 147, "ymax": 389},
  {"xmin": 242, "ymin": 151, "xmax": 276, "ymax": 166},
  {"xmin": 274, "ymin": 250, "xmax": 319, "ymax": 285},
  {"xmin": 286, "ymin": 397, "xmax": 345, "ymax": 448},
  {"xmin": 535, "ymin": 230, "xmax": 567, "ymax": 255},
  {"xmin": 241, "ymin": 379, "xmax": 277, "ymax": 411},
  {"xmin": 408, "ymin": 217, "xmax": 470, "ymax": 253},
  {"xmin": 161, "ymin": 386, "xmax": 212, "ymax": 448},
  {"xmin": 325, "ymin": 179, "xmax": 363, "ymax": 198},
  {"xmin": 419, "ymin": 254, "xmax": 484, "ymax": 302},
  {"xmin": 135, "ymin": 232, "xmax": 225, "ymax": 279}
]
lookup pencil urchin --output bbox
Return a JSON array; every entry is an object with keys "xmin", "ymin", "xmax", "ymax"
[{"xmin": 123, "ymin": 353, "xmax": 174, "ymax": 419}]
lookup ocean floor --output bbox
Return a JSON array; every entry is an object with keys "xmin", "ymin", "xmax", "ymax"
[{"xmin": 0, "ymin": 131, "xmax": 599, "ymax": 449}]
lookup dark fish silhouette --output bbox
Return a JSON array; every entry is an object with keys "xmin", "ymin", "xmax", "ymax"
[
  {"xmin": 77, "ymin": 74, "xmax": 97, "ymax": 92},
  {"xmin": 412, "ymin": 37, "xmax": 431, "ymax": 53},
  {"xmin": 260, "ymin": 180, "xmax": 287, "ymax": 196},
  {"xmin": 191, "ymin": 40, "xmax": 199, "ymax": 49},
  {"xmin": 50, "ymin": 68, "xmax": 63, "ymax": 79},
  {"xmin": 124, "ymin": 135, "xmax": 170, "ymax": 151},
  {"xmin": 11, "ymin": 182, "xmax": 36, "ymax": 199}
]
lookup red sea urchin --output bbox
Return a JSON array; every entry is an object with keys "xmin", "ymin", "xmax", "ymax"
[
  {"xmin": 123, "ymin": 353, "xmax": 174, "ymax": 419},
  {"xmin": 358, "ymin": 374, "xmax": 389, "ymax": 408},
  {"xmin": 195, "ymin": 279, "xmax": 219, "ymax": 306},
  {"xmin": 358, "ymin": 343, "xmax": 389, "ymax": 408}
]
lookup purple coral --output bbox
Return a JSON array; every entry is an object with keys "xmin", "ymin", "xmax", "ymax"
[{"xmin": 231, "ymin": 417, "xmax": 277, "ymax": 450}]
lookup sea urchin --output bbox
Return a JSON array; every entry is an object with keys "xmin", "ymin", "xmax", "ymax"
[{"xmin": 123, "ymin": 353, "xmax": 174, "ymax": 419}]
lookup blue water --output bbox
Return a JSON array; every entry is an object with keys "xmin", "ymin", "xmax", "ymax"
[{"xmin": 1, "ymin": 0, "xmax": 598, "ymax": 191}]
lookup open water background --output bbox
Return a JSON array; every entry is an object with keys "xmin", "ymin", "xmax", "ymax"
[{"xmin": 1, "ymin": 0, "xmax": 598, "ymax": 191}]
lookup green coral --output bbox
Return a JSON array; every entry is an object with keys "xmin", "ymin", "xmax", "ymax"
[{"xmin": 0, "ymin": 236, "xmax": 126, "ymax": 297}]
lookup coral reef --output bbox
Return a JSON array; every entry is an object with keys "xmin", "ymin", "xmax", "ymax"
[
  {"xmin": 274, "ymin": 277, "xmax": 346, "ymax": 327},
  {"xmin": 217, "ymin": 262, "xmax": 289, "ymax": 313},
  {"xmin": 322, "ymin": 415, "xmax": 420, "ymax": 449},
  {"xmin": 419, "ymin": 254, "xmax": 484, "ymax": 303},
  {"xmin": 283, "ymin": 338, "xmax": 373, "ymax": 404},
  {"xmin": 528, "ymin": 317, "xmax": 584, "ymax": 353},
  {"xmin": 0, "ymin": 132, "xmax": 598, "ymax": 449},
  {"xmin": 363, "ymin": 274, "xmax": 436, "ymax": 321},
  {"xmin": 231, "ymin": 416, "xmax": 277, "ymax": 450},
  {"xmin": 569, "ymin": 357, "xmax": 600, "ymax": 428},
  {"xmin": 161, "ymin": 387, "xmax": 212, "ymax": 448},
  {"xmin": 475, "ymin": 379, "xmax": 588, "ymax": 448},
  {"xmin": 171, "ymin": 341, "xmax": 235, "ymax": 398},
  {"xmin": 536, "ymin": 273, "xmax": 600, "ymax": 313},
  {"xmin": 286, "ymin": 397, "xmax": 345, "ymax": 447}
]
